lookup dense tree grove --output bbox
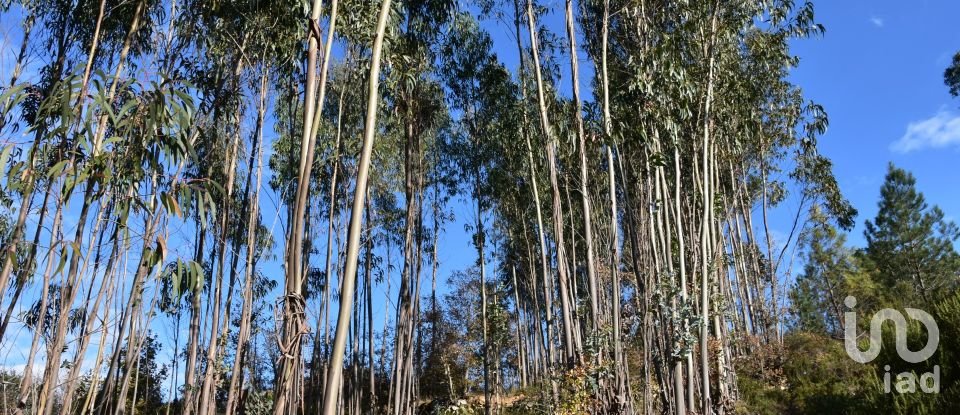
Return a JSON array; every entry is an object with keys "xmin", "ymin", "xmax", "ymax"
[{"xmin": 0, "ymin": 0, "xmax": 957, "ymax": 414}]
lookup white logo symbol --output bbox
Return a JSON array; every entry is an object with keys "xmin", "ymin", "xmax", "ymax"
[
  {"xmin": 843, "ymin": 296, "xmax": 938, "ymax": 363},
  {"xmin": 844, "ymin": 296, "xmax": 940, "ymax": 393}
]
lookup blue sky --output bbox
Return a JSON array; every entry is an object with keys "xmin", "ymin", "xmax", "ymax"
[{"xmin": 787, "ymin": 0, "xmax": 960, "ymax": 245}]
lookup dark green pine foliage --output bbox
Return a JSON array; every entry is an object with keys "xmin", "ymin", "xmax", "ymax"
[
  {"xmin": 945, "ymin": 51, "xmax": 960, "ymax": 97},
  {"xmin": 864, "ymin": 163, "xmax": 960, "ymax": 303}
]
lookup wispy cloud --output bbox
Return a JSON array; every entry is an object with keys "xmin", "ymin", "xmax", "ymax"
[
  {"xmin": 890, "ymin": 110, "xmax": 960, "ymax": 153},
  {"xmin": 870, "ymin": 16, "xmax": 885, "ymax": 28}
]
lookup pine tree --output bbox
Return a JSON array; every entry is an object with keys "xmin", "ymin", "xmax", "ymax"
[
  {"xmin": 945, "ymin": 51, "xmax": 960, "ymax": 97},
  {"xmin": 864, "ymin": 163, "xmax": 960, "ymax": 303}
]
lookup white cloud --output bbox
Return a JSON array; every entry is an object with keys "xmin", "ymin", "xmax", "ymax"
[
  {"xmin": 870, "ymin": 16, "xmax": 885, "ymax": 27},
  {"xmin": 890, "ymin": 110, "xmax": 960, "ymax": 153}
]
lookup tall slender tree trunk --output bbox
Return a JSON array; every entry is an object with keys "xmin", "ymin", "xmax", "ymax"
[
  {"xmin": 525, "ymin": 0, "xmax": 577, "ymax": 366},
  {"xmin": 183, "ymin": 225, "xmax": 206, "ymax": 415},
  {"xmin": 317, "ymin": 85, "xmax": 347, "ymax": 400},
  {"xmin": 13, "ymin": 179, "xmax": 63, "ymax": 415},
  {"xmin": 364, "ymin": 201, "xmax": 376, "ymax": 411},
  {"xmin": 0, "ymin": 174, "xmax": 51, "ymax": 341},
  {"xmin": 563, "ymin": 0, "xmax": 600, "ymax": 337},
  {"xmin": 275, "ymin": 0, "xmax": 339, "ymax": 408},
  {"xmin": 513, "ymin": 0, "xmax": 556, "ymax": 373},
  {"xmin": 198, "ymin": 56, "xmax": 245, "ymax": 415},
  {"xmin": 320, "ymin": 0, "xmax": 392, "ymax": 411},
  {"xmin": 699, "ymin": 8, "xmax": 719, "ymax": 413},
  {"xmin": 225, "ymin": 68, "xmax": 269, "ymax": 415},
  {"xmin": 60, "ymin": 207, "xmax": 121, "ymax": 415},
  {"xmin": 475, "ymin": 176, "xmax": 492, "ymax": 415}
]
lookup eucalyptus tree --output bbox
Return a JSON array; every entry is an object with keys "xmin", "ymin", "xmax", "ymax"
[
  {"xmin": 523, "ymin": 0, "xmax": 581, "ymax": 368},
  {"xmin": 0, "ymin": 0, "xmax": 159, "ymax": 345},
  {"xmin": 440, "ymin": 12, "xmax": 528, "ymax": 413},
  {"xmin": 581, "ymin": 0, "xmax": 856, "ymax": 413},
  {"xmin": 224, "ymin": 55, "xmax": 272, "ymax": 415},
  {"xmin": 0, "ymin": 0, "xmax": 89, "ymax": 304},
  {"xmin": 94, "ymin": 79, "xmax": 199, "ymax": 415},
  {"xmin": 169, "ymin": 2, "xmax": 306, "ymax": 413},
  {"xmin": 0, "ymin": 1, "xmax": 190, "ymax": 412},
  {"xmin": 507, "ymin": 0, "xmax": 557, "ymax": 379},
  {"xmin": 167, "ymin": 4, "xmax": 245, "ymax": 412},
  {"xmin": 319, "ymin": 0, "xmax": 396, "ymax": 411},
  {"xmin": 270, "ymin": 0, "xmax": 346, "ymax": 408},
  {"xmin": 560, "ymin": 0, "xmax": 600, "ymax": 341},
  {"xmin": 380, "ymin": 0, "xmax": 453, "ymax": 411}
]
